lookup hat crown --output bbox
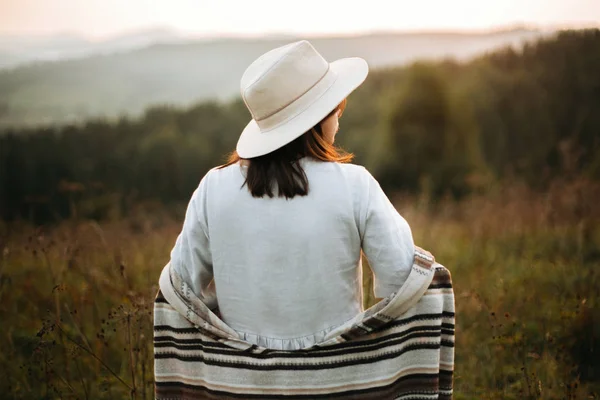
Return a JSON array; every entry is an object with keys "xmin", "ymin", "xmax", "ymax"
[{"xmin": 241, "ymin": 40, "xmax": 329, "ymax": 121}]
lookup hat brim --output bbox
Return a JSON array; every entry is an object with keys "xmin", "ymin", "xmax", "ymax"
[{"xmin": 236, "ymin": 57, "xmax": 369, "ymax": 159}]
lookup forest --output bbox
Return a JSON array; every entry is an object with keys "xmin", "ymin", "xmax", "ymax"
[{"xmin": 1, "ymin": 29, "xmax": 599, "ymax": 223}]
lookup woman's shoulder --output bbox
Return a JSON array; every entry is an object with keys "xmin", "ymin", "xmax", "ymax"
[
  {"xmin": 303, "ymin": 158, "xmax": 371, "ymax": 177},
  {"xmin": 302, "ymin": 160, "xmax": 377, "ymax": 196},
  {"xmin": 203, "ymin": 162, "xmax": 244, "ymax": 183},
  {"xmin": 190, "ymin": 163, "xmax": 244, "ymax": 200},
  {"xmin": 338, "ymin": 162, "xmax": 372, "ymax": 176},
  {"xmin": 333, "ymin": 162, "xmax": 377, "ymax": 186}
]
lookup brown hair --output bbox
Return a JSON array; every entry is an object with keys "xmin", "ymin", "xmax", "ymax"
[{"xmin": 219, "ymin": 99, "xmax": 352, "ymax": 199}]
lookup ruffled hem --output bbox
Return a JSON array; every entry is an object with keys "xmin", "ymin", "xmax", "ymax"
[{"xmin": 233, "ymin": 323, "xmax": 344, "ymax": 351}]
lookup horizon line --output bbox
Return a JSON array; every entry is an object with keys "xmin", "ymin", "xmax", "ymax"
[{"xmin": 1, "ymin": 21, "xmax": 599, "ymax": 42}]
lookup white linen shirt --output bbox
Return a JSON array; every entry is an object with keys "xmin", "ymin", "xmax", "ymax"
[{"xmin": 169, "ymin": 157, "xmax": 415, "ymax": 350}]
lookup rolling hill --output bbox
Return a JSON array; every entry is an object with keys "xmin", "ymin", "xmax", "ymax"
[{"xmin": 0, "ymin": 29, "xmax": 550, "ymax": 128}]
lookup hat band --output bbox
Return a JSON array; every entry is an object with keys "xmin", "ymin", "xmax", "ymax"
[{"xmin": 256, "ymin": 68, "xmax": 338, "ymax": 133}]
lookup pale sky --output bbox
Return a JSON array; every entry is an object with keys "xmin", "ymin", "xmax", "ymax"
[{"xmin": 1, "ymin": 0, "xmax": 599, "ymax": 39}]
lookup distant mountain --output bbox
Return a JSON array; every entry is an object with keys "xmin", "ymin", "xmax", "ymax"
[
  {"xmin": 0, "ymin": 28, "xmax": 185, "ymax": 69},
  {"xmin": 0, "ymin": 29, "xmax": 553, "ymax": 128}
]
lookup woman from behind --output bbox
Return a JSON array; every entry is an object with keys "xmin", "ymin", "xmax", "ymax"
[{"xmin": 155, "ymin": 40, "xmax": 453, "ymax": 399}]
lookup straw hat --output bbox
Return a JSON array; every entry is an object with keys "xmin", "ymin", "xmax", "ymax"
[{"xmin": 236, "ymin": 40, "xmax": 369, "ymax": 158}]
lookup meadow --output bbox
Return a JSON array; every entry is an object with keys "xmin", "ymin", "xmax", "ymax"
[
  {"xmin": 1, "ymin": 176, "xmax": 598, "ymax": 399},
  {"xmin": 1, "ymin": 29, "xmax": 599, "ymax": 399}
]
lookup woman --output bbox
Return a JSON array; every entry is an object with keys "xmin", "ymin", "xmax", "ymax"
[
  {"xmin": 155, "ymin": 40, "xmax": 454, "ymax": 399},
  {"xmin": 169, "ymin": 40, "xmax": 414, "ymax": 350}
]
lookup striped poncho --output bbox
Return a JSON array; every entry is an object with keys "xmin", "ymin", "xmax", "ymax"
[{"xmin": 154, "ymin": 247, "xmax": 455, "ymax": 399}]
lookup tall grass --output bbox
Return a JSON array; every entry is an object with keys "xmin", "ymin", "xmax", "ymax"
[{"xmin": 1, "ymin": 178, "xmax": 598, "ymax": 399}]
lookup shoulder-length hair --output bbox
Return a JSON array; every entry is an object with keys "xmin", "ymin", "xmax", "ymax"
[{"xmin": 219, "ymin": 99, "xmax": 353, "ymax": 199}]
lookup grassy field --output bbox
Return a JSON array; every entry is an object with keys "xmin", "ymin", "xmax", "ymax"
[{"xmin": 1, "ymin": 177, "xmax": 598, "ymax": 399}]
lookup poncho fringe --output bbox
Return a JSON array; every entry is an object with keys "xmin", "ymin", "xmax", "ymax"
[{"xmin": 154, "ymin": 247, "xmax": 455, "ymax": 399}]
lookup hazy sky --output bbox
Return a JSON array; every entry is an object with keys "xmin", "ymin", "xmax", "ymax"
[{"xmin": 2, "ymin": 0, "xmax": 599, "ymax": 39}]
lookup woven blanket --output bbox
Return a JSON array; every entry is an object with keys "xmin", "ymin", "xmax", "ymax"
[{"xmin": 154, "ymin": 247, "xmax": 455, "ymax": 399}]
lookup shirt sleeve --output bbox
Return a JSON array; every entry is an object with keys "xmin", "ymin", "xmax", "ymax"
[
  {"xmin": 359, "ymin": 170, "xmax": 415, "ymax": 298},
  {"xmin": 168, "ymin": 174, "xmax": 217, "ymax": 309}
]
